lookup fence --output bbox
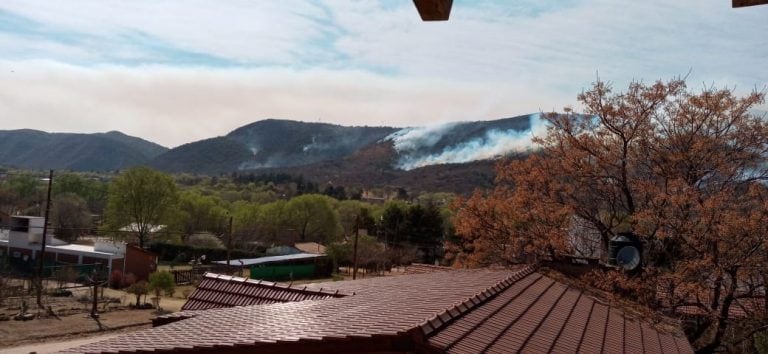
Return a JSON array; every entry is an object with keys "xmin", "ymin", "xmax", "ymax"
[
  {"xmin": 171, "ymin": 269, "xmax": 200, "ymax": 285},
  {"xmin": 1, "ymin": 256, "xmax": 107, "ymax": 281}
]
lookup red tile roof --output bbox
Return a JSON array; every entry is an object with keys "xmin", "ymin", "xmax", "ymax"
[
  {"xmin": 402, "ymin": 263, "xmax": 453, "ymax": 274},
  {"xmin": 61, "ymin": 265, "xmax": 693, "ymax": 354},
  {"xmin": 426, "ymin": 272, "xmax": 692, "ymax": 354},
  {"xmin": 181, "ymin": 273, "xmax": 347, "ymax": 311}
]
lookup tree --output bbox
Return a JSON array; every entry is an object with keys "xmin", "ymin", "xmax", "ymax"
[
  {"xmin": 326, "ymin": 235, "xmax": 388, "ymax": 273},
  {"xmin": 104, "ymin": 167, "xmax": 179, "ymax": 248},
  {"xmin": 404, "ymin": 203, "xmax": 444, "ymax": 264},
  {"xmin": 323, "ymin": 184, "xmax": 347, "ymax": 200},
  {"xmin": 380, "ymin": 201, "xmax": 407, "ymax": 247},
  {"xmin": 172, "ymin": 191, "xmax": 228, "ymax": 241},
  {"xmin": 284, "ymin": 194, "xmax": 341, "ymax": 244},
  {"xmin": 51, "ymin": 192, "xmax": 92, "ymax": 242},
  {"xmin": 126, "ymin": 280, "xmax": 149, "ymax": 307},
  {"xmin": 148, "ymin": 271, "xmax": 175, "ymax": 310},
  {"xmin": 53, "ymin": 173, "xmax": 109, "ymax": 215},
  {"xmin": 186, "ymin": 233, "xmax": 225, "ymax": 249},
  {"xmin": 336, "ymin": 200, "xmax": 376, "ymax": 237},
  {"xmin": 453, "ymin": 78, "xmax": 768, "ymax": 351},
  {"xmin": 233, "ymin": 200, "xmax": 292, "ymax": 246},
  {"xmin": 0, "ymin": 174, "xmax": 44, "ymax": 215}
]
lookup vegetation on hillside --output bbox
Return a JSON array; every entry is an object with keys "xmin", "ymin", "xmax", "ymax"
[{"xmin": 0, "ymin": 117, "xmax": 527, "ymax": 194}]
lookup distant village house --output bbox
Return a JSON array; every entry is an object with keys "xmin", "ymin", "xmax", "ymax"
[{"xmin": 0, "ymin": 215, "xmax": 158, "ymax": 281}]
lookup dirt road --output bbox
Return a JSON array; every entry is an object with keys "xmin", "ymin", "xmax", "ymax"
[{"xmin": 0, "ymin": 287, "xmax": 186, "ymax": 353}]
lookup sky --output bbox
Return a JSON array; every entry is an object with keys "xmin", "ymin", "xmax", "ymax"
[{"xmin": 0, "ymin": 0, "xmax": 766, "ymax": 148}]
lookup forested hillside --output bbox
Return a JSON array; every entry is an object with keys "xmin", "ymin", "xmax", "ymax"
[{"xmin": 0, "ymin": 129, "xmax": 167, "ymax": 171}]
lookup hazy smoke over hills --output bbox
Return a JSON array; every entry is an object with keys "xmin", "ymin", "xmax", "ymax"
[
  {"xmin": 387, "ymin": 122, "xmax": 461, "ymax": 151},
  {"xmin": 390, "ymin": 114, "xmax": 547, "ymax": 170}
]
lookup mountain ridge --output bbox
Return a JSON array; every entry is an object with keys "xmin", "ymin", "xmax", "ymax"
[
  {"xmin": 0, "ymin": 129, "xmax": 168, "ymax": 171},
  {"xmin": 0, "ymin": 115, "xmax": 538, "ymax": 193}
]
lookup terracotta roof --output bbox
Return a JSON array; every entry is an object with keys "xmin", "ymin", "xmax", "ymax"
[
  {"xmin": 61, "ymin": 266, "xmax": 693, "ymax": 354},
  {"xmin": 402, "ymin": 263, "xmax": 453, "ymax": 274},
  {"xmin": 180, "ymin": 273, "xmax": 347, "ymax": 311},
  {"xmin": 426, "ymin": 272, "xmax": 692, "ymax": 354}
]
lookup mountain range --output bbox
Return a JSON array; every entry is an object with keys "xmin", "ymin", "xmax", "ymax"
[
  {"xmin": 0, "ymin": 115, "xmax": 540, "ymax": 193},
  {"xmin": 0, "ymin": 130, "xmax": 166, "ymax": 171}
]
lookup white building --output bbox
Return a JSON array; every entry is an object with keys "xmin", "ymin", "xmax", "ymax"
[{"xmin": 0, "ymin": 216, "xmax": 139, "ymax": 277}]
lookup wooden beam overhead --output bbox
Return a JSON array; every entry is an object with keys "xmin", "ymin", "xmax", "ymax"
[
  {"xmin": 413, "ymin": 0, "xmax": 453, "ymax": 21},
  {"xmin": 733, "ymin": 0, "xmax": 768, "ymax": 7}
]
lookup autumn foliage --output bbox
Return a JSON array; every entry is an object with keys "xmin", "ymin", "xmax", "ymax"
[{"xmin": 452, "ymin": 78, "xmax": 768, "ymax": 351}]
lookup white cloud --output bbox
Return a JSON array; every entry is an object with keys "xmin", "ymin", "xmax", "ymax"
[
  {"xmin": 1, "ymin": 0, "xmax": 765, "ymax": 88},
  {"xmin": 0, "ymin": 0, "xmax": 328, "ymax": 64},
  {"xmin": 324, "ymin": 0, "xmax": 768, "ymax": 87},
  {"xmin": 0, "ymin": 0, "xmax": 765, "ymax": 148},
  {"xmin": 0, "ymin": 32, "xmax": 96, "ymax": 62}
]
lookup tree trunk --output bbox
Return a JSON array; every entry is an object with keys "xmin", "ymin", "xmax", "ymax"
[{"xmin": 696, "ymin": 271, "xmax": 738, "ymax": 353}]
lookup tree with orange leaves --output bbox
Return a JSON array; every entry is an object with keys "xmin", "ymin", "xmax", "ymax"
[{"xmin": 453, "ymin": 78, "xmax": 768, "ymax": 352}]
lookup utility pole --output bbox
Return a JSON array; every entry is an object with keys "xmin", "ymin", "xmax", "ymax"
[
  {"xmin": 380, "ymin": 215, "xmax": 386, "ymax": 251},
  {"xmin": 36, "ymin": 169, "xmax": 53, "ymax": 310},
  {"xmin": 90, "ymin": 268, "xmax": 99, "ymax": 319},
  {"xmin": 226, "ymin": 216, "xmax": 233, "ymax": 267},
  {"xmin": 352, "ymin": 215, "xmax": 359, "ymax": 280}
]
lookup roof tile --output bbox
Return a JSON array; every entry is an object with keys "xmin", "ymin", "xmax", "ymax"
[
  {"xmin": 625, "ymin": 317, "xmax": 645, "ymax": 354},
  {"xmin": 62, "ymin": 265, "xmax": 693, "ymax": 354},
  {"xmin": 603, "ymin": 308, "xmax": 626, "ymax": 354},
  {"xmin": 179, "ymin": 272, "xmax": 346, "ymax": 311}
]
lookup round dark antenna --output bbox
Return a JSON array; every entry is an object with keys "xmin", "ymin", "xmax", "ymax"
[
  {"xmin": 615, "ymin": 245, "xmax": 641, "ymax": 270},
  {"xmin": 608, "ymin": 232, "xmax": 643, "ymax": 271}
]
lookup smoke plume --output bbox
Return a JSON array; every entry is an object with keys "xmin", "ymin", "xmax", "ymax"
[{"xmin": 390, "ymin": 114, "xmax": 547, "ymax": 170}]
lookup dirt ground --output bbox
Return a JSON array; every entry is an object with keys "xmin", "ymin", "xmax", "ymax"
[{"xmin": 0, "ymin": 284, "xmax": 189, "ymax": 351}]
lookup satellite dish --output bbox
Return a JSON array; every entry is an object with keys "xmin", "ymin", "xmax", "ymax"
[
  {"xmin": 615, "ymin": 246, "xmax": 641, "ymax": 270},
  {"xmin": 608, "ymin": 232, "xmax": 643, "ymax": 271}
]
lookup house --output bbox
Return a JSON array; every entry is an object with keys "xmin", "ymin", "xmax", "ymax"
[
  {"xmin": 0, "ymin": 216, "xmax": 123, "ymax": 274},
  {"xmin": 63, "ymin": 265, "xmax": 694, "ymax": 354},
  {"xmin": 119, "ymin": 223, "xmax": 166, "ymax": 234},
  {"xmin": 122, "ymin": 244, "xmax": 159, "ymax": 281},
  {"xmin": 293, "ymin": 241, "xmax": 326, "ymax": 255},
  {"xmin": 401, "ymin": 262, "xmax": 452, "ymax": 274},
  {"xmin": 0, "ymin": 210, "xmax": 11, "ymax": 228},
  {"xmin": 265, "ymin": 245, "xmax": 301, "ymax": 256},
  {"xmin": 119, "ymin": 222, "xmax": 167, "ymax": 244},
  {"xmin": 360, "ymin": 188, "xmax": 402, "ymax": 204},
  {"xmin": 0, "ymin": 215, "xmax": 157, "ymax": 281},
  {"xmin": 214, "ymin": 253, "xmax": 332, "ymax": 281},
  {"xmin": 153, "ymin": 272, "xmax": 346, "ymax": 326}
]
